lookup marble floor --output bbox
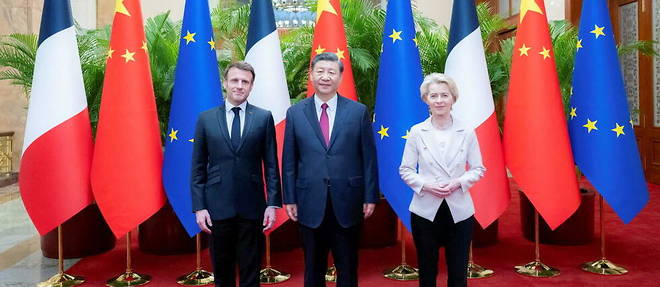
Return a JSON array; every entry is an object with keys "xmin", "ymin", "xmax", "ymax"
[{"xmin": 0, "ymin": 183, "xmax": 80, "ymax": 287}]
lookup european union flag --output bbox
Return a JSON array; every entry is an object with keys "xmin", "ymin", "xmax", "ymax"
[
  {"xmin": 163, "ymin": 0, "xmax": 222, "ymax": 236},
  {"xmin": 568, "ymin": 0, "xmax": 648, "ymax": 223},
  {"xmin": 373, "ymin": 0, "xmax": 428, "ymax": 230}
]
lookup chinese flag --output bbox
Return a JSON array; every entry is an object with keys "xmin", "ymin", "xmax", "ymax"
[
  {"xmin": 306, "ymin": 0, "xmax": 357, "ymax": 100},
  {"xmin": 91, "ymin": 0, "xmax": 165, "ymax": 237},
  {"xmin": 503, "ymin": 0, "xmax": 580, "ymax": 230}
]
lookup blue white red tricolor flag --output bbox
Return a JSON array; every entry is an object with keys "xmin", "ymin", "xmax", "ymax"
[
  {"xmin": 20, "ymin": 0, "xmax": 94, "ymax": 235},
  {"xmin": 245, "ymin": 0, "xmax": 291, "ymax": 233},
  {"xmin": 445, "ymin": 0, "xmax": 510, "ymax": 228}
]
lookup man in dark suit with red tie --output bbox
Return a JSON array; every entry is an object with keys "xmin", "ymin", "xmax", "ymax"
[
  {"xmin": 191, "ymin": 62, "xmax": 281, "ymax": 287},
  {"xmin": 282, "ymin": 52, "xmax": 379, "ymax": 287}
]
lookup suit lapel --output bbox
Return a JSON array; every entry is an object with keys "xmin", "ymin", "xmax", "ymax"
[
  {"xmin": 444, "ymin": 119, "xmax": 467, "ymax": 168},
  {"xmin": 236, "ymin": 103, "xmax": 255, "ymax": 153},
  {"xmin": 215, "ymin": 104, "xmax": 234, "ymax": 152},
  {"xmin": 327, "ymin": 96, "xmax": 347, "ymax": 151},
  {"xmin": 417, "ymin": 119, "xmax": 452, "ymax": 177},
  {"xmin": 303, "ymin": 98, "xmax": 328, "ymax": 150}
]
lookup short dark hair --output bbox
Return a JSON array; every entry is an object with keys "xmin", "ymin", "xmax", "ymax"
[
  {"xmin": 223, "ymin": 61, "xmax": 255, "ymax": 81},
  {"xmin": 310, "ymin": 52, "xmax": 344, "ymax": 73}
]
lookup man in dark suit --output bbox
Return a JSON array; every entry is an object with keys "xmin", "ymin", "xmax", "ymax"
[
  {"xmin": 191, "ymin": 61, "xmax": 281, "ymax": 287},
  {"xmin": 282, "ymin": 52, "xmax": 379, "ymax": 287}
]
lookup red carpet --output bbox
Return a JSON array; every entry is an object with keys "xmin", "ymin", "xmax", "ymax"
[{"xmin": 67, "ymin": 182, "xmax": 660, "ymax": 286}]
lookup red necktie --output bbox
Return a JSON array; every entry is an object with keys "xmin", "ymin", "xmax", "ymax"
[{"xmin": 320, "ymin": 103, "xmax": 329, "ymax": 145}]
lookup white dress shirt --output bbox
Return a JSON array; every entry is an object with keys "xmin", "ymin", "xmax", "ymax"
[
  {"xmin": 399, "ymin": 116, "xmax": 486, "ymax": 223},
  {"xmin": 314, "ymin": 94, "xmax": 337, "ymax": 138},
  {"xmin": 225, "ymin": 100, "xmax": 247, "ymax": 137}
]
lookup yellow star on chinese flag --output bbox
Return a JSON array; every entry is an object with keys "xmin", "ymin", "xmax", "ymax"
[
  {"xmin": 569, "ymin": 107, "xmax": 577, "ymax": 120},
  {"xmin": 590, "ymin": 25, "xmax": 606, "ymax": 39},
  {"xmin": 115, "ymin": 0, "xmax": 131, "ymax": 16},
  {"xmin": 576, "ymin": 39, "xmax": 583, "ymax": 51},
  {"xmin": 518, "ymin": 44, "xmax": 531, "ymax": 56},
  {"xmin": 121, "ymin": 49, "xmax": 135, "ymax": 63},
  {"xmin": 611, "ymin": 123, "xmax": 625, "ymax": 137},
  {"xmin": 389, "ymin": 29, "xmax": 403, "ymax": 43},
  {"xmin": 519, "ymin": 0, "xmax": 543, "ymax": 23},
  {"xmin": 402, "ymin": 130, "xmax": 411, "ymax": 139},
  {"xmin": 377, "ymin": 125, "xmax": 390, "ymax": 139},
  {"xmin": 107, "ymin": 47, "xmax": 114, "ymax": 59},
  {"xmin": 315, "ymin": 45, "xmax": 326, "ymax": 55},
  {"xmin": 168, "ymin": 129, "xmax": 179, "ymax": 142},
  {"xmin": 207, "ymin": 39, "xmax": 215, "ymax": 49},
  {"xmin": 539, "ymin": 47, "xmax": 551, "ymax": 59},
  {"xmin": 335, "ymin": 48, "xmax": 345, "ymax": 60},
  {"xmin": 316, "ymin": 0, "xmax": 338, "ymax": 22},
  {"xmin": 183, "ymin": 31, "xmax": 196, "ymax": 44},
  {"xmin": 583, "ymin": 118, "xmax": 598, "ymax": 133},
  {"xmin": 141, "ymin": 41, "xmax": 148, "ymax": 53}
]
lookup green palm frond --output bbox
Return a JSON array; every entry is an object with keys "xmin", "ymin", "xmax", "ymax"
[{"xmin": 0, "ymin": 33, "xmax": 37, "ymax": 96}]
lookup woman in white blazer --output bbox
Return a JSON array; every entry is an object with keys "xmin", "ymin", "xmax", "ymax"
[{"xmin": 399, "ymin": 73, "xmax": 485, "ymax": 287}]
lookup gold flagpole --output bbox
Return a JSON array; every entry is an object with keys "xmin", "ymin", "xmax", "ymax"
[
  {"xmin": 107, "ymin": 231, "xmax": 151, "ymax": 286},
  {"xmin": 260, "ymin": 234, "xmax": 291, "ymax": 283},
  {"xmin": 467, "ymin": 242, "xmax": 494, "ymax": 279},
  {"xmin": 38, "ymin": 225, "xmax": 85, "ymax": 287},
  {"xmin": 177, "ymin": 234, "xmax": 214, "ymax": 285},
  {"xmin": 581, "ymin": 194, "xmax": 628, "ymax": 275},
  {"xmin": 383, "ymin": 220, "xmax": 418, "ymax": 280},
  {"xmin": 514, "ymin": 210, "xmax": 560, "ymax": 277}
]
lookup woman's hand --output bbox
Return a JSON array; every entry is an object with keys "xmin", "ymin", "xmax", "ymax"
[{"xmin": 422, "ymin": 183, "xmax": 452, "ymax": 198}]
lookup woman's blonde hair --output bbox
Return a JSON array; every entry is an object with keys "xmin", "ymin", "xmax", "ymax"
[{"xmin": 419, "ymin": 73, "xmax": 459, "ymax": 102}]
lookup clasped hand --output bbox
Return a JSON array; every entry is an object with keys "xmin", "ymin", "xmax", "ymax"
[{"xmin": 422, "ymin": 180, "xmax": 460, "ymax": 198}]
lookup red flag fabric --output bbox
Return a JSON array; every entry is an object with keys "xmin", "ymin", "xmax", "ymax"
[
  {"xmin": 503, "ymin": 0, "xmax": 580, "ymax": 230},
  {"xmin": 91, "ymin": 0, "xmax": 165, "ymax": 238},
  {"xmin": 306, "ymin": 0, "xmax": 357, "ymax": 100}
]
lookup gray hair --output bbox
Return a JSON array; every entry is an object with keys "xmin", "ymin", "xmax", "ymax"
[{"xmin": 419, "ymin": 73, "xmax": 459, "ymax": 102}]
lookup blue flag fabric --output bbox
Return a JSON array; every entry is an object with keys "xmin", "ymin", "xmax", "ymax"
[
  {"xmin": 163, "ymin": 0, "xmax": 222, "ymax": 236},
  {"xmin": 373, "ymin": 0, "xmax": 428, "ymax": 230},
  {"xmin": 568, "ymin": 0, "xmax": 648, "ymax": 223}
]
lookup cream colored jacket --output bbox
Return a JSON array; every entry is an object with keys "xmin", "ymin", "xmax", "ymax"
[{"xmin": 399, "ymin": 116, "xmax": 485, "ymax": 223}]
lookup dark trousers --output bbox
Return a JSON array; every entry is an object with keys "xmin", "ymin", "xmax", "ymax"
[
  {"xmin": 299, "ymin": 198, "xmax": 361, "ymax": 287},
  {"xmin": 210, "ymin": 217, "xmax": 263, "ymax": 287},
  {"xmin": 411, "ymin": 201, "xmax": 474, "ymax": 287}
]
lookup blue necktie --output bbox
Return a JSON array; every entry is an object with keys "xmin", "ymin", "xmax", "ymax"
[{"xmin": 231, "ymin": 107, "xmax": 241, "ymax": 150}]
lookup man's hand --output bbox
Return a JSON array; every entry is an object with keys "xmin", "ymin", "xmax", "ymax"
[
  {"xmin": 195, "ymin": 209, "xmax": 213, "ymax": 234},
  {"xmin": 363, "ymin": 203, "xmax": 375, "ymax": 219},
  {"xmin": 284, "ymin": 204, "xmax": 298, "ymax": 221},
  {"xmin": 263, "ymin": 207, "xmax": 277, "ymax": 232}
]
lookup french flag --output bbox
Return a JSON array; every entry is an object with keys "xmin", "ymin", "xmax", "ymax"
[
  {"xmin": 245, "ymin": 0, "xmax": 291, "ymax": 232},
  {"xmin": 19, "ymin": 0, "xmax": 93, "ymax": 235},
  {"xmin": 445, "ymin": 0, "xmax": 510, "ymax": 228}
]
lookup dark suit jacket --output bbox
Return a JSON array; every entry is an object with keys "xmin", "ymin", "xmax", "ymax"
[
  {"xmin": 191, "ymin": 102, "xmax": 282, "ymax": 221},
  {"xmin": 282, "ymin": 95, "xmax": 379, "ymax": 228}
]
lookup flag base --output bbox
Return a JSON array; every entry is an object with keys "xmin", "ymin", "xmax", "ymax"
[
  {"xmin": 37, "ymin": 272, "xmax": 85, "ymax": 287},
  {"xmin": 259, "ymin": 266, "xmax": 291, "ymax": 284},
  {"xmin": 325, "ymin": 265, "xmax": 336, "ymax": 282},
  {"xmin": 106, "ymin": 271, "xmax": 151, "ymax": 287},
  {"xmin": 467, "ymin": 262, "xmax": 494, "ymax": 279},
  {"xmin": 581, "ymin": 259, "xmax": 628, "ymax": 275},
  {"xmin": 514, "ymin": 260, "xmax": 560, "ymax": 277},
  {"xmin": 176, "ymin": 269, "xmax": 214, "ymax": 286},
  {"xmin": 383, "ymin": 264, "xmax": 419, "ymax": 281}
]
